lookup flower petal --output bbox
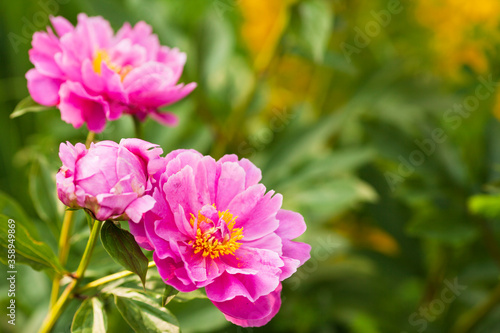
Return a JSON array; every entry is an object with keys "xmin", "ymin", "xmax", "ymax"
[
  {"xmin": 153, "ymin": 252, "xmax": 197, "ymax": 292},
  {"xmin": 218, "ymin": 156, "xmax": 262, "ymax": 189},
  {"xmin": 226, "ymin": 184, "xmax": 266, "ymax": 222},
  {"xmin": 94, "ymin": 192, "xmax": 137, "ymax": 221},
  {"xmin": 29, "ymin": 31, "xmax": 63, "ymax": 78},
  {"xmin": 125, "ymin": 195, "xmax": 155, "ymax": 223},
  {"xmin": 156, "ymin": 47, "xmax": 187, "ymax": 81},
  {"xmin": 149, "ymin": 111, "xmax": 178, "ymax": 127},
  {"xmin": 115, "ymin": 21, "xmax": 160, "ymax": 60},
  {"xmin": 178, "ymin": 246, "xmax": 224, "ymax": 285},
  {"xmin": 26, "ymin": 69, "xmax": 63, "ymax": 106},
  {"xmin": 50, "ymin": 15, "xmax": 74, "ymax": 36},
  {"xmin": 206, "ymin": 248, "xmax": 283, "ymax": 302},
  {"xmin": 59, "ymin": 141, "xmax": 87, "ymax": 170},
  {"xmin": 212, "ymin": 284, "xmax": 282, "ymax": 327},
  {"xmin": 275, "ymin": 209, "xmax": 307, "ymax": 240},
  {"xmin": 236, "ymin": 191, "xmax": 282, "ymax": 241},
  {"xmin": 129, "ymin": 216, "xmax": 154, "ymax": 251},
  {"xmin": 58, "ymin": 81, "xmax": 110, "ymax": 132},
  {"xmin": 279, "ymin": 241, "xmax": 311, "ymax": 280},
  {"xmin": 123, "ymin": 62, "xmax": 196, "ymax": 108},
  {"xmin": 215, "ymin": 162, "xmax": 247, "ymax": 211},
  {"xmin": 163, "ymin": 165, "xmax": 204, "ymax": 219},
  {"xmin": 75, "ymin": 13, "xmax": 113, "ymax": 57},
  {"xmin": 282, "ymin": 240, "xmax": 311, "ymax": 269}
]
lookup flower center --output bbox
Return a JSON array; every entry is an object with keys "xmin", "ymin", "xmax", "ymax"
[
  {"xmin": 92, "ymin": 50, "xmax": 133, "ymax": 81},
  {"xmin": 188, "ymin": 207, "xmax": 244, "ymax": 259}
]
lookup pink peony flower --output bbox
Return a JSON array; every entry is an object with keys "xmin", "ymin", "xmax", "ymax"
[
  {"xmin": 56, "ymin": 139, "xmax": 164, "ymax": 222},
  {"xmin": 26, "ymin": 14, "xmax": 196, "ymax": 133},
  {"xmin": 129, "ymin": 149, "xmax": 311, "ymax": 327}
]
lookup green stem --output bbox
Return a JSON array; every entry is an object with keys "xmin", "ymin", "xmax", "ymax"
[
  {"xmin": 132, "ymin": 116, "xmax": 143, "ymax": 139},
  {"xmin": 49, "ymin": 210, "xmax": 76, "ymax": 308},
  {"xmin": 40, "ymin": 279, "xmax": 77, "ymax": 333},
  {"xmin": 49, "ymin": 130, "xmax": 95, "ymax": 309},
  {"xmin": 38, "ymin": 220, "xmax": 102, "ymax": 333},
  {"xmin": 476, "ymin": 217, "xmax": 500, "ymax": 269},
  {"xmin": 49, "ymin": 278, "xmax": 60, "ymax": 310},
  {"xmin": 85, "ymin": 131, "xmax": 95, "ymax": 148},
  {"xmin": 75, "ymin": 219, "xmax": 102, "ymax": 278},
  {"xmin": 419, "ymin": 247, "xmax": 448, "ymax": 306},
  {"xmin": 76, "ymin": 261, "xmax": 157, "ymax": 293},
  {"xmin": 452, "ymin": 282, "xmax": 500, "ymax": 333},
  {"xmin": 58, "ymin": 210, "xmax": 75, "ymax": 267}
]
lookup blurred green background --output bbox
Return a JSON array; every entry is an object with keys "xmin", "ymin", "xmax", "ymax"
[{"xmin": 2, "ymin": 0, "xmax": 500, "ymax": 332}]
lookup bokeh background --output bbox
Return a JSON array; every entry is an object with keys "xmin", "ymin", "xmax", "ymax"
[{"xmin": 2, "ymin": 0, "xmax": 500, "ymax": 332}]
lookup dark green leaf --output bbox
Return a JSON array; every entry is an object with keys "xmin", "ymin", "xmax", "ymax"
[
  {"xmin": 0, "ymin": 191, "xmax": 38, "ymax": 236},
  {"xmin": 100, "ymin": 220, "xmax": 149, "ymax": 287},
  {"xmin": 162, "ymin": 285, "xmax": 179, "ymax": 306},
  {"xmin": 10, "ymin": 96, "xmax": 52, "ymax": 119},
  {"xmin": 114, "ymin": 291, "xmax": 180, "ymax": 333},
  {"xmin": 0, "ymin": 214, "xmax": 66, "ymax": 274},
  {"xmin": 71, "ymin": 297, "xmax": 107, "ymax": 333}
]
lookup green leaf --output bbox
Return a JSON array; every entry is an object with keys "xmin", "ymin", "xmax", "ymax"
[
  {"xmin": 100, "ymin": 220, "xmax": 149, "ymax": 287},
  {"xmin": 0, "ymin": 214, "xmax": 66, "ymax": 274},
  {"xmin": 71, "ymin": 297, "xmax": 107, "ymax": 333},
  {"xmin": 260, "ymin": 103, "xmax": 362, "ymax": 183},
  {"xmin": 406, "ymin": 208, "xmax": 478, "ymax": 246},
  {"xmin": 468, "ymin": 194, "xmax": 500, "ymax": 219},
  {"xmin": 197, "ymin": 12, "xmax": 236, "ymax": 117},
  {"xmin": 10, "ymin": 96, "xmax": 52, "ymax": 119},
  {"xmin": 273, "ymin": 148, "xmax": 375, "ymax": 189},
  {"xmin": 162, "ymin": 285, "xmax": 179, "ymax": 306},
  {"xmin": 283, "ymin": 177, "xmax": 378, "ymax": 220},
  {"xmin": 199, "ymin": 13, "xmax": 234, "ymax": 88},
  {"xmin": 29, "ymin": 157, "xmax": 61, "ymax": 234},
  {"xmin": 0, "ymin": 191, "xmax": 38, "ymax": 236},
  {"xmin": 172, "ymin": 289, "xmax": 208, "ymax": 302},
  {"xmin": 298, "ymin": 0, "xmax": 333, "ymax": 62},
  {"xmin": 114, "ymin": 291, "xmax": 180, "ymax": 333},
  {"xmin": 350, "ymin": 312, "xmax": 380, "ymax": 333}
]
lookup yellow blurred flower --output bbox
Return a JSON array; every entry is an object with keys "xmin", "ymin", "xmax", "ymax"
[
  {"xmin": 239, "ymin": 0, "xmax": 296, "ymax": 71},
  {"xmin": 268, "ymin": 54, "xmax": 316, "ymax": 108},
  {"xmin": 238, "ymin": 0, "xmax": 318, "ymax": 118},
  {"xmin": 415, "ymin": 0, "xmax": 500, "ymax": 77}
]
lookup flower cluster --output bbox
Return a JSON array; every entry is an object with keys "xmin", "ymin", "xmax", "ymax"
[
  {"xmin": 56, "ymin": 144, "xmax": 311, "ymax": 326},
  {"xmin": 27, "ymin": 14, "xmax": 196, "ymax": 132},
  {"xmin": 42, "ymin": 14, "xmax": 310, "ymax": 329}
]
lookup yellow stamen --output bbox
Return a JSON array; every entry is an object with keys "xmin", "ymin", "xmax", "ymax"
[
  {"xmin": 189, "ymin": 208, "xmax": 244, "ymax": 259},
  {"xmin": 92, "ymin": 49, "xmax": 133, "ymax": 81}
]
